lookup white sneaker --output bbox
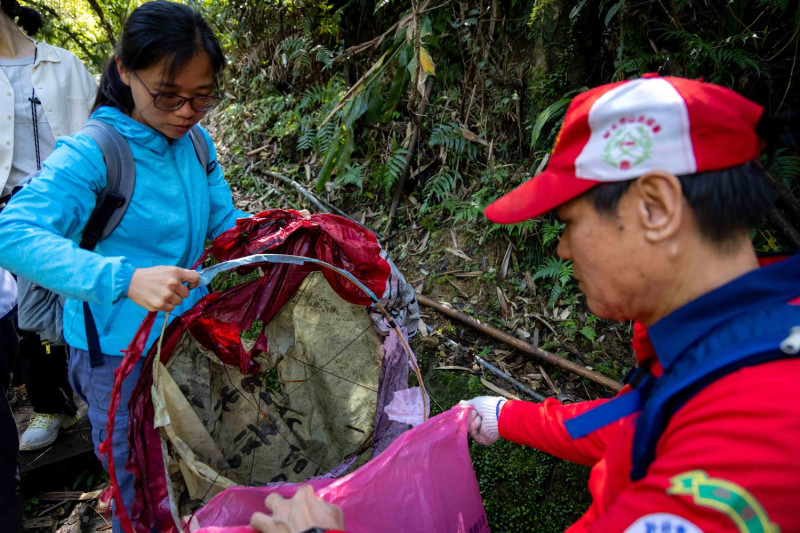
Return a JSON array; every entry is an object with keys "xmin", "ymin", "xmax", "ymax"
[{"xmin": 19, "ymin": 412, "xmax": 80, "ymax": 451}]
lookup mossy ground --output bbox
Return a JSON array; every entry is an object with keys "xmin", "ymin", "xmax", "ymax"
[{"xmin": 422, "ymin": 351, "xmax": 592, "ymax": 532}]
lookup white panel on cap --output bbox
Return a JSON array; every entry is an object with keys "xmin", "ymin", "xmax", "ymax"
[
  {"xmin": 574, "ymin": 78, "xmax": 697, "ymax": 181},
  {"xmin": 623, "ymin": 513, "xmax": 704, "ymax": 533}
]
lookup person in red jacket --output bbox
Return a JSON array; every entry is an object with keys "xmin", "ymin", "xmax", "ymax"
[
  {"xmin": 248, "ymin": 75, "xmax": 800, "ymax": 533},
  {"xmin": 462, "ymin": 75, "xmax": 800, "ymax": 532}
]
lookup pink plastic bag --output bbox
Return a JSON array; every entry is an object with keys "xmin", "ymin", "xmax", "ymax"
[{"xmin": 187, "ymin": 406, "xmax": 489, "ymax": 533}]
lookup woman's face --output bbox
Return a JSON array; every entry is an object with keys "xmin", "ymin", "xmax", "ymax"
[{"xmin": 117, "ymin": 52, "xmax": 215, "ymax": 139}]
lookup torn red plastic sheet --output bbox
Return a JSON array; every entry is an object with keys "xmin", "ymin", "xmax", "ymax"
[{"xmin": 102, "ymin": 210, "xmax": 421, "ymax": 533}]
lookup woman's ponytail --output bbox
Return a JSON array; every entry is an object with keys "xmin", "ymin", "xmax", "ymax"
[
  {"xmin": 16, "ymin": 5, "xmax": 42, "ymax": 35},
  {"xmin": 92, "ymin": 57, "xmax": 135, "ymax": 114},
  {"xmin": 1, "ymin": 0, "xmax": 43, "ymax": 36}
]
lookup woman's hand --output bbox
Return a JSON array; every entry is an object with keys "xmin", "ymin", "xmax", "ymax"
[
  {"xmin": 127, "ymin": 266, "xmax": 199, "ymax": 312},
  {"xmin": 250, "ymin": 485, "xmax": 345, "ymax": 533}
]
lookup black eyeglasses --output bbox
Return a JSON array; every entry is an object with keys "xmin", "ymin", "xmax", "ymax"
[{"xmin": 132, "ymin": 71, "xmax": 221, "ymax": 112}]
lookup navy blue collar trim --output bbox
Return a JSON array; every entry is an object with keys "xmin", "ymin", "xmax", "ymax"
[{"xmin": 649, "ymin": 253, "xmax": 800, "ymax": 372}]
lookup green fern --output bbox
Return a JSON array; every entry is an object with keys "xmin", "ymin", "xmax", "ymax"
[
  {"xmin": 654, "ymin": 27, "xmax": 762, "ymax": 82},
  {"xmin": 717, "ymin": 48, "xmax": 761, "ymax": 76},
  {"xmin": 335, "ymin": 164, "xmax": 366, "ymax": 191},
  {"xmin": 452, "ymin": 198, "xmax": 483, "ymax": 225},
  {"xmin": 312, "ymin": 44, "xmax": 334, "ymax": 70},
  {"xmin": 312, "ymin": 121, "xmax": 338, "ymax": 154},
  {"xmin": 541, "ymin": 220, "xmax": 565, "ymax": 247},
  {"xmin": 768, "ymin": 149, "xmax": 800, "ymax": 188},
  {"xmin": 297, "ymin": 125, "xmax": 315, "ymax": 151},
  {"xmin": 421, "ymin": 166, "xmax": 462, "ymax": 211},
  {"xmin": 429, "ymin": 122, "xmax": 481, "ymax": 160},
  {"xmin": 533, "ymin": 257, "xmax": 574, "ymax": 307},
  {"xmin": 298, "ymin": 82, "xmax": 341, "ymax": 111},
  {"xmin": 614, "ymin": 53, "xmax": 670, "ymax": 78},
  {"xmin": 278, "ymin": 35, "xmax": 313, "ymax": 73},
  {"xmin": 373, "ymin": 146, "xmax": 410, "ymax": 198}
]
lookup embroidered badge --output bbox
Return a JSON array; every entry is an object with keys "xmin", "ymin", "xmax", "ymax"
[
  {"xmin": 601, "ymin": 116, "xmax": 659, "ymax": 171},
  {"xmin": 623, "ymin": 513, "xmax": 702, "ymax": 533},
  {"xmin": 667, "ymin": 471, "xmax": 780, "ymax": 533}
]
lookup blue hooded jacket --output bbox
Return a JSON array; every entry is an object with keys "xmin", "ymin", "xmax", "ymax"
[{"xmin": 0, "ymin": 106, "xmax": 247, "ymax": 355}]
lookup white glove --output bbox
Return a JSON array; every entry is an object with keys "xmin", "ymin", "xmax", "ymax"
[{"xmin": 459, "ymin": 396, "xmax": 506, "ymax": 446}]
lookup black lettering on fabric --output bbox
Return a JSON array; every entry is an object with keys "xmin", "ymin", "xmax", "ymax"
[{"xmin": 293, "ymin": 458, "xmax": 308, "ymax": 474}]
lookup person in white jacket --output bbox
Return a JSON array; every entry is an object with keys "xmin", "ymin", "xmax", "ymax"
[{"xmin": 0, "ymin": 0, "xmax": 96, "ymax": 459}]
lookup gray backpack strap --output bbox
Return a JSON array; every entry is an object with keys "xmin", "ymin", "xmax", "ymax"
[
  {"xmin": 188, "ymin": 126, "xmax": 212, "ymax": 174},
  {"xmin": 79, "ymin": 119, "xmax": 135, "ymax": 249}
]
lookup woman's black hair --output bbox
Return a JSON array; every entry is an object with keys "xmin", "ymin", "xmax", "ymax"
[
  {"xmin": 1, "ymin": 0, "xmax": 43, "ymax": 36},
  {"xmin": 93, "ymin": 0, "xmax": 225, "ymax": 114}
]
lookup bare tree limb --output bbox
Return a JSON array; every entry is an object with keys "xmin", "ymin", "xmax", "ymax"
[
  {"xmin": 384, "ymin": 78, "xmax": 434, "ymax": 236},
  {"xmin": 768, "ymin": 208, "xmax": 800, "ymax": 249},
  {"xmin": 85, "ymin": 0, "xmax": 117, "ymax": 47},
  {"xmin": 767, "ymin": 173, "xmax": 800, "ymax": 222},
  {"xmin": 260, "ymin": 169, "xmax": 329, "ymax": 213},
  {"xmin": 406, "ymin": 0, "xmax": 423, "ymax": 130},
  {"xmin": 416, "ymin": 294, "xmax": 623, "ymax": 392}
]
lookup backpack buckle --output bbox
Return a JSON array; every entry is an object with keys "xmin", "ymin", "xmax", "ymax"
[{"xmin": 623, "ymin": 366, "xmax": 654, "ymax": 389}]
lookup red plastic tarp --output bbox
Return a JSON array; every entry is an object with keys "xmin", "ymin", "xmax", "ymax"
[{"xmin": 103, "ymin": 210, "xmax": 397, "ymax": 533}]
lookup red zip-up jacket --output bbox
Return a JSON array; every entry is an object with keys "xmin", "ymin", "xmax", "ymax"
[{"xmin": 499, "ymin": 321, "xmax": 800, "ymax": 532}]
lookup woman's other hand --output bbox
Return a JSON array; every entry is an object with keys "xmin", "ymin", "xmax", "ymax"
[
  {"xmin": 127, "ymin": 266, "xmax": 199, "ymax": 312},
  {"xmin": 250, "ymin": 485, "xmax": 345, "ymax": 533}
]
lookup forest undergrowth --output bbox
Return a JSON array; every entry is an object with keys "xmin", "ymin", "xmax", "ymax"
[
  {"xmin": 24, "ymin": 0, "xmax": 800, "ymax": 530},
  {"xmin": 198, "ymin": 1, "xmax": 799, "ymax": 529}
]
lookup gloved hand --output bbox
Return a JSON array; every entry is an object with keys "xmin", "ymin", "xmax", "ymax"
[{"xmin": 459, "ymin": 396, "xmax": 506, "ymax": 445}]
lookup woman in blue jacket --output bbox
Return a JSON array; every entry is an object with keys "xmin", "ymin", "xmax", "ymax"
[{"xmin": 0, "ymin": 1, "xmax": 246, "ymax": 530}]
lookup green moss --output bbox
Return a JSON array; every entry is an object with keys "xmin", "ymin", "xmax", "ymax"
[
  {"xmin": 418, "ymin": 349, "xmax": 592, "ymax": 532},
  {"xmin": 471, "ymin": 441, "xmax": 590, "ymax": 532}
]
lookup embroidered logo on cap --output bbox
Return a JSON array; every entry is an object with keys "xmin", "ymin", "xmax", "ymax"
[{"xmin": 601, "ymin": 116, "xmax": 661, "ymax": 171}]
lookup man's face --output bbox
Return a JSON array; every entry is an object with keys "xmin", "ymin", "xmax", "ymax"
[{"xmin": 556, "ymin": 192, "xmax": 648, "ymax": 321}]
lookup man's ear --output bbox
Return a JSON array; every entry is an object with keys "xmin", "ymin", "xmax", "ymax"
[
  {"xmin": 632, "ymin": 171, "xmax": 684, "ymax": 243},
  {"xmin": 115, "ymin": 56, "xmax": 131, "ymax": 87}
]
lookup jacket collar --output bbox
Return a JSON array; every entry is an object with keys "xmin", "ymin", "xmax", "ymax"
[
  {"xmin": 24, "ymin": 37, "xmax": 62, "ymax": 65},
  {"xmin": 648, "ymin": 253, "xmax": 800, "ymax": 372},
  {"xmin": 92, "ymin": 106, "xmax": 192, "ymax": 154}
]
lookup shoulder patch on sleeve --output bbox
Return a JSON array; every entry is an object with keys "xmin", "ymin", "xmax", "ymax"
[
  {"xmin": 667, "ymin": 470, "xmax": 779, "ymax": 533},
  {"xmin": 624, "ymin": 513, "xmax": 703, "ymax": 533}
]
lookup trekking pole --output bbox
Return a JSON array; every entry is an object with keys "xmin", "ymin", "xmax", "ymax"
[{"xmin": 475, "ymin": 356, "xmax": 546, "ymax": 402}]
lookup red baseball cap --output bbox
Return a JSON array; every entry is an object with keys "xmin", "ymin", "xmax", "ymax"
[{"xmin": 484, "ymin": 74, "xmax": 765, "ymax": 224}]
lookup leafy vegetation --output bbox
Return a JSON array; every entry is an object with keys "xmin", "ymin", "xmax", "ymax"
[{"xmin": 24, "ymin": 0, "xmax": 800, "ymax": 529}]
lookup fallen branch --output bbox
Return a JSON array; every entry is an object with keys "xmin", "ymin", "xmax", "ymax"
[
  {"xmin": 769, "ymin": 173, "xmax": 800, "ymax": 222},
  {"xmin": 38, "ymin": 490, "xmax": 102, "ymax": 501},
  {"xmin": 768, "ymin": 208, "xmax": 800, "ymax": 249},
  {"xmin": 416, "ymin": 294, "xmax": 623, "ymax": 392},
  {"xmin": 259, "ymin": 170, "xmax": 329, "ymax": 214},
  {"xmin": 22, "ymin": 517, "xmax": 57, "ymax": 529},
  {"xmin": 246, "ymin": 145, "xmax": 270, "ymax": 157}
]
